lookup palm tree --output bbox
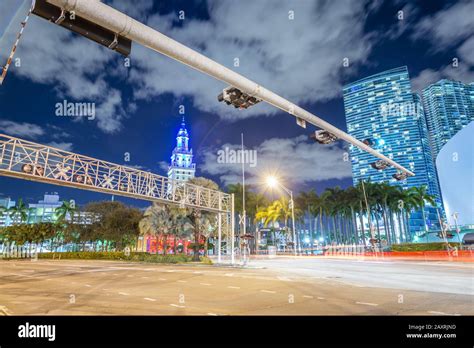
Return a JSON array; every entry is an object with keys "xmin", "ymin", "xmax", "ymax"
[
  {"xmin": 8, "ymin": 199, "xmax": 30, "ymax": 224},
  {"xmin": 139, "ymin": 203, "xmax": 176, "ymax": 254},
  {"xmin": 411, "ymin": 186, "xmax": 436, "ymax": 242},
  {"xmin": 55, "ymin": 200, "xmax": 77, "ymax": 223},
  {"xmin": 186, "ymin": 177, "xmax": 220, "ymax": 261}
]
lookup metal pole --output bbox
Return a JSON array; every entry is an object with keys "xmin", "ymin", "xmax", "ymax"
[
  {"xmin": 290, "ymin": 190, "xmax": 297, "ymax": 257},
  {"xmin": 218, "ymin": 194, "xmax": 222, "ymax": 263},
  {"xmin": 241, "ymin": 133, "xmax": 246, "ymax": 241},
  {"xmin": 361, "ymin": 180, "xmax": 374, "ymax": 242},
  {"xmin": 453, "ymin": 212, "xmax": 462, "ymax": 245},
  {"xmin": 231, "ymin": 193, "xmax": 235, "ymax": 265},
  {"xmin": 45, "ymin": 0, "xmax": 414, "ymax": 177}
]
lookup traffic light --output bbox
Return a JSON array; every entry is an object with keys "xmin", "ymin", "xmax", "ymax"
[{"xmin": 32, "ymin": 0, "xmax": 131, "ymax": 56}]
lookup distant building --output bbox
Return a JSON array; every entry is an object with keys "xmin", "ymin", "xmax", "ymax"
[
  {"xmin": 1, "ymin": 193, "xmax": 94, "ymax": 226},
  {"xmin": 343, "ymin": 66, "xmax": 444, "ymax": 233},
  {"xmin": 27, "ymin": 193, "xmax": 63, "ymax": 224},
  {"xmin": 422, "ymin": 79, "xmax": 474, "ymax": 159},
  {"xmin": 0, "ymin": 197, "xmax": 16, "ymax": 227},
  {"xmin": 167, "ymin": 117, "xmax": 196, "ymax": 182}
]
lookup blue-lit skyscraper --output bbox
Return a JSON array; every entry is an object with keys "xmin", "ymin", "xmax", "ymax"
[
  {"xmin": 422, "ymin": 79, "xmax": 474, "ymax": 159},
  {"xmin": 168, "ymin": 117, "xmax": 196, "ymax": 182},
  {"xmin": 343, "ymin": 66, "xmax": 443, "ymax": 233}
]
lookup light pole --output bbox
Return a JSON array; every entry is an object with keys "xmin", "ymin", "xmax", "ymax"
[
  {"xmin": 452, "ymin": 212, "xmax": 462, "ymax": 245},
  {"xmin": 266, "ymin": 176, "xmax": 298, "ymax": 256}
]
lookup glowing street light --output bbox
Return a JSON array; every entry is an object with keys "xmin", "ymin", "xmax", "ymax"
[{"xmin": 265, "ymin": 176, "xmax": 298, "ymax": 256}]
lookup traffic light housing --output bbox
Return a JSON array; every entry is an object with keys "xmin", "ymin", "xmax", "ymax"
[{"xmin": 32, "ymin": 0, "xmax": 131, "ymax": 56}]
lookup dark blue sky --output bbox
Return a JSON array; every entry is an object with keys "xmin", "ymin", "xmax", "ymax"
[{"xmin": 0, "ymin": 0, "xmax": 471, "ymax": 208}]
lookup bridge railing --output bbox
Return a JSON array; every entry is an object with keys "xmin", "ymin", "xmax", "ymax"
[{"xmin": 0, "ymin": 134, "xmax": 231, "ymax": 213}]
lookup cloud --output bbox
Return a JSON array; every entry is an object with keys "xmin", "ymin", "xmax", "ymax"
[
  {"xmin": 46, "ymin": 141, "xmax": 73, "ymax": 151},
  {"xmin": 0, "ymin": 0, "xmax": 134, "ymax": 134},
  {"xmin": 0, "ymin": 120, "xmax": 44, "ymax": 139},
  {"xmin": 408, "ymin": 1, "xmax": 474, "ymax": 92},
  {"xmin": 199, "ymin": 135, "xmax": 352, "ymax": 186},
  {"xmin": 130, "ymin": 0, "xmax": 375, "ymax": 120},
  {"xmin": 411, "ymin": 0, "xmax": 474, "ymax": 51}
]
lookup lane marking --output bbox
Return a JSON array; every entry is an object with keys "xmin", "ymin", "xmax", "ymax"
[
  {"xmin": 85, "ymin": 284, "xmax": 92, "ymax": 287},
  {"xmin": 170, "ymin": 304, "xmax": 185, "ymax": 308},
  {"xmin": 177, "ymin": 280, "xmax": 187, "ymax": 283},
  {"xmin": 144, "ymin": 298, "xmax": 157, "ymax": 302},
  {"xmin": 356, "ymin": 301, "xmax": 378, "ymax": 307},
  {"xmin": 227, "ymin": 286, "xmax": 240, "ymax": 289},
  {"xmin": 303, "ymin": 295, "xmax": 313, "ymax": 299},
  {"xmin": 193, "ymin": 271, "xmax": 203, "ymax": 274},
  {"xmin": 427, "ymin": 311, "xmax": 461, "ymax": 316},
  {"xmin": 0, "ymin": 305, "xmax": 13, "ymax": 315},
  {"xmin": 277, "ymin": 276, "xmax": 292, "ymax": 282},
  {"xmin": 166, "ymin": 270, "xmax": 175, "ymax": 273},
  {"xmin": 118, "ymin": 292, "xmax": 129, "ymax": 296},
  {"xmin": 317, "ymin": 297, "xmax": 325, "ymax": 300},
  {"xmin": 207, "ymin": 313, "xmax": 218, "ymax": 316},
  {"xmin": 200, "ymin": 283, "xmax": 211, "ymax": 286},
  {"xmin": 260, "ymin": 290, "xmax": 276, "ymax": 294},
  {"xmin": 225, "ymin": 273, "xmax": 234, "ymax": 277}
]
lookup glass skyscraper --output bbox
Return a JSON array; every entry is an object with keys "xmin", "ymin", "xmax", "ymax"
[
  {"xmin": 422, "ymin": 79, "xmax": 474, "ymax": 159},
  {"xmin": 343, "ymin": 66, "xmax": 443, "ymax": 233}
]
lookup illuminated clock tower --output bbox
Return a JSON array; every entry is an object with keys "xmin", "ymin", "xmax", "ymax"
[{"xmin": 167, "ymin": 117, "xmax": 196, "ymax": 182}]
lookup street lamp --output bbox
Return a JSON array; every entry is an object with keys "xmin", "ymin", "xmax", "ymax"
[{"xmin": 266, "ymin": 176, "xmax": 298, "ymax": 256}]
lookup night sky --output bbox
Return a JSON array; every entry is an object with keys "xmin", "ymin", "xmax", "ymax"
[{"xmin": 0, "ymin": 0, "xmax": 472, "ymax": 208}]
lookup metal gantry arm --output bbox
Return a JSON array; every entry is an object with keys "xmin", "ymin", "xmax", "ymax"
[{"xmin": 42, "ymin": 0, "xmax": 414, "ymax": 177}]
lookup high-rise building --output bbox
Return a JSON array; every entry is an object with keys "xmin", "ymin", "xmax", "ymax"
[
  {"xmin": 167, "ymin": 117, "xmax": 196, "ymax": 182},
  {"xmin": 343, "ymin": 66, "xmax": 444, "ymax": 233},
  {"xmin": 422, "ymin": 79, "xmax": 474, "ymax": 159}
]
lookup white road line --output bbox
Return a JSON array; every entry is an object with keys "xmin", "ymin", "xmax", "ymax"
[
  {"xmin": 144, "ymin": 298, "xmax": 157, "ymax": 302},
  {"xmin": 118, "ymin": 292, "xmax": 129, "ymax": 296},
  {"xmin": 166, "ymin": 270, "xmax": 175, "ymax": 273},
  {"xmin": 356, "ymin": 301, "xmax": 378, "ymax": 307},
  {"xmin": 427, "ymin": 311, "xmax": 461, "ymax": 316},
  {"xmin": 227, "ymin": 286, "xmax": 240, "ymax": 289},
  {"xmin": 200, "ymin": 283, "xmax": 211, "ymax": 286},
  {"xmin": 207, "ymin": 313, "xmax": 218, "ymax": 316},
  {"xmin": 303, "ymin": 295, "xmax": 313, "ymax": 299},
  {"xmin": 177, "ymin": 280, "xmax": 187, "ymax": 283},
  {"xmin": 169, "ymin": 304, "xmax": 185, "ymax": 308},
  {"xmin": 317, "ymin": 297, "xmax": 325, "ymax": 300},
  {"xmin": 193, "ymin": 271, "xmax": 203, "ymax": 274},
  {"xmin": 85, "ymin": 284, "xmax": 92, "ymax": 287},
  {"xmin": 277, "ymin": 276, "xmax": 292, "ymax": 282},
  {"xmin": 0, "ymin": 305, "xmax": 13, "ymax": 315},
  {"xmin": 260, "ymin": 290, "xmax": 276, "ymax": 294},
  {"xmin": 225, "ymin": 273, "xmax": 234, "ymax": 277}
]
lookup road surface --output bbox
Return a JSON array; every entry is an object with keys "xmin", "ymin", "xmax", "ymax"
[{"xmin": 0, "ymin": 257, "xmax": 472, "ymax": 315}]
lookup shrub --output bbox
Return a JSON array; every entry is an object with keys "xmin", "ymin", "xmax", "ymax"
[
  {"xmin": 37, "ymin": 251, "xmax": 211, "ymax": 264},
  {"xmin": 391, "ymin": 242, "xmax": 461, "ymax": 252}
]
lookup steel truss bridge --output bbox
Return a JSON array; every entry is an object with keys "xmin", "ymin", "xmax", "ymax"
[{"xmin": 0, "ymin": 134, "xmax": 235, "ymax": 263}]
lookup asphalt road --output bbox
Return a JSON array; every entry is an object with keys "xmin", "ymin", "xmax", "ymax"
[{"xmin": 0, "ymin": 257, "xmax": 472, "ymax": 315}]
